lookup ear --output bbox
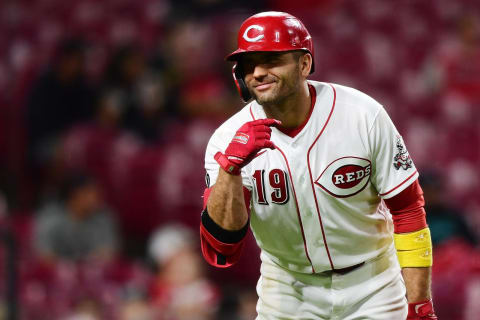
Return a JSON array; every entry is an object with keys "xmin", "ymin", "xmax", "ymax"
[{"xmin": 299, "ymin": 53, "xmax": 313, "ymax": 77}]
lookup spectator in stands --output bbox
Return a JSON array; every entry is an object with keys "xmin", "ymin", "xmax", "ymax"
[
  {"xmin": 64, "ymin": 299, "xmax": 102, "ymax": 320},
  {"xmin": 421, "ymin": 170, "xmax": 477, "ymax": 246},
  {"xmin": 119, "ymin": 298, "xmax": 154, "ymax": 320},
  {"xmin": 428, "ymin": 14, "xmax": 480, "ymax": 101},
  {"xmin": 95, "ymin": 89, "xmax": 126, "ymax": 130},
  {"xmin": 26, "ymin": 38, "xmax": 95, "ymax": 169},
  {"xmin": 33, "ymin": 172, "xmax": 119, "ymax": 261},
  {"xmin": 61, "ymin": 88, "xmax": 133, "ymax": 173},
  {"xmin": 127, "ymin": 71, "xmax": 168, "ymax": 144},
  {"xmin": 147, "ymin": 223, "xmax": 219, "ymax": 320},
  {"xmin": 216, "ymin": 286, "xmax": 258, "ymax": 320},
  {"xmin": 103, "ymin": 45, "xmax": 167, "ymax": 143}
]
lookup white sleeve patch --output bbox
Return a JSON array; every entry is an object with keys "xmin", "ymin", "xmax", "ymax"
[{"xmin": 369, "ymin": 108, "xmax": 418, "ymax": 199}]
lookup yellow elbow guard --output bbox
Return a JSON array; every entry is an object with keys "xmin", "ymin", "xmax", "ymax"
[{"xmin": 394, "ymin": 227, "xmax": 433, "ymax": 268}]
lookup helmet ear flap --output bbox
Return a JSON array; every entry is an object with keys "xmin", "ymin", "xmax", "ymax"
[{"xmin": 232, "ymin": 63, "xmax": 252, "ymax": 102}]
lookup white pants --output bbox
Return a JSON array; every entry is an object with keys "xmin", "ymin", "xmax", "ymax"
[{"xmin": 256, "ymin": 248, "xmax": 407, "ymax": 320}]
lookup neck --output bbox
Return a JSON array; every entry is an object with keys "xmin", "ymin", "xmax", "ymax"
[{"xmin": 262, "ymin": 81, "xmax": 311, "ymax": 129}]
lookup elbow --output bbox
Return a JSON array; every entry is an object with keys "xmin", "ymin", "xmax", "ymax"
[{"xmin": 199, "ymin": 209, "xmax": 249, "ymax": 268}]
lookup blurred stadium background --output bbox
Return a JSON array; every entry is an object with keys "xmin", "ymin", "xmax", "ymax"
[{"xmin": 0, "ymin": 0, "xmax": 479, "ymax": 319}]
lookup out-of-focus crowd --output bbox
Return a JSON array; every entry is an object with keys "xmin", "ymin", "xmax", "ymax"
[{"xmin": 0, "ymin": 0, "xmax": 479, "ymax": 319}]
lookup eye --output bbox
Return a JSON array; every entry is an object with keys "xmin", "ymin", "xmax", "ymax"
[{"xmin": 242, "ymin": 62, "xmax": 256, "ymax": 74}]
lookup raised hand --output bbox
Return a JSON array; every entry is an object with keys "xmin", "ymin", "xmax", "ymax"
[{"xmin": 214, "ymin": 119, "xmax": 281, "ymax": 175}]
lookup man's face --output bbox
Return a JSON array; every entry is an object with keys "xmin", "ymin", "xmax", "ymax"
[
  {"xmin": 70, "ymin": 183, "xmax": 102, "ymax": 218},
  {"xmin": 241, "ymin": 51, "xmax": 303, "ymax": 105}
]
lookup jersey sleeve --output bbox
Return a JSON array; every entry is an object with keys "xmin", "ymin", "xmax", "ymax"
[
  {"xmin": 368, "ymin": 107, "xmax": 419, "ymax": 199},
  {"xmin": 205, "ymin": 128, "xmax": 253, "ymax": 190}
]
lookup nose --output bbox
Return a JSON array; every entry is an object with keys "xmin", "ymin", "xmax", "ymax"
[{"xmin": 252, "ymin": 64, "xmax": 268, "ymax": 79}]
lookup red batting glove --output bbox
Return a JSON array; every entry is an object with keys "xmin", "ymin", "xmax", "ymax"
[
  {"xmin": 407, "ymin": 300, "xmax": 437, "ymax": 319},
  {"xmin": 214, "ymin": 119, "xmax": 281, "ymax": 175}
]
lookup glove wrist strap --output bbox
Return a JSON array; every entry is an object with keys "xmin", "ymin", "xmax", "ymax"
[
  {"xmin": 214, "ymin": 152, "xmax": 241, "ymax": 176},
  {"xmin": 408, "ymin": 299, "xmax": 436, "ymax": 318}
]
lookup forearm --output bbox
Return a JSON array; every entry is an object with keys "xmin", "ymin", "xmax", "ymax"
[
  {"xmin": 402, "ymin": 267, "xmax": 432, "ymax": 303},
  {"xmin": 207, "ymin": 169, "xmax": 248, "ymax": 231}
]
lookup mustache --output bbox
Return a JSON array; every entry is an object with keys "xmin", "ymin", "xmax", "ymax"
[{"xmin": 251, "ymin": 77, "xmax": 277, "ymax": 87}]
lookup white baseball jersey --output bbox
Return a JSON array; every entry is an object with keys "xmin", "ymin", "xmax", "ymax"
[{"xmin": 205, "ymin": 81, "xmax": 418, "ymax": 274}]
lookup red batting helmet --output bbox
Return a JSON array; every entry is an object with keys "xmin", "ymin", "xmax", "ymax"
[{"xmin": 227, "ymin": 11, "xmax": 315, "ymax": 101}]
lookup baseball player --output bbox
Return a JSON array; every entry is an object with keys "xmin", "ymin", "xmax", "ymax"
[{"xmin": 200, "ymin": 11, "xmax": 437, "ymax": 319}]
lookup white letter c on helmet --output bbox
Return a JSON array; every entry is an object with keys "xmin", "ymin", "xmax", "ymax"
[{"xmin": 243, "ymin": 25, "xmax": 265, "ymax": 42}]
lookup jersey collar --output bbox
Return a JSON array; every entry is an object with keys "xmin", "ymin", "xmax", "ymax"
[{"xmin": 276, "ymin": 84, "xmax": 317, "ymax": 138}]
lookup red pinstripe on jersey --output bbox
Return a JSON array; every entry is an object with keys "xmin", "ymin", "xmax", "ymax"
[
  {"xmin": 276, "ymin": 145, "xmax": 315, "ymax": 273},
  {"xmin": 306, "ymin": 83, "xmax": 337, "ymax": 270},
  {"xmin": 248, "ymin": 84, "xmax": 320, "ymax": 272},
  {"xmin": 249, "ymin": 83, "xmax": 336, "ymax": 271}
]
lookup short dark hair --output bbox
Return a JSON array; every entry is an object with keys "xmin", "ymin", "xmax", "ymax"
[
  {"xmin": 292, "ymin": 50, "xmax": 307, "ymax": 59},
  {"xmin": 59, "ymin": 172, "xmax": 96, "ymax": 202}
]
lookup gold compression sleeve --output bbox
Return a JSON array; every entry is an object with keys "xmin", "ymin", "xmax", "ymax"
[{"xmin": 394, "ymin": 227, "xmax": 433, "ymax": 268}]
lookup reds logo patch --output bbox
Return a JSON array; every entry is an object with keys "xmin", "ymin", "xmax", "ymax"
[{"xmin": 315, "ymin": 157, "xmax": 371, "ymax": 198}]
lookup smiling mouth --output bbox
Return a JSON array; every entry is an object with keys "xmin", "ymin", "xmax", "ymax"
[{"xmin": 254, "ymin": 82, "xmax": 275, "ymax": 91}]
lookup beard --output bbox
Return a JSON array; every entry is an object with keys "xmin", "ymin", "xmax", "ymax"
[
  {"xmin": 248, "ymin": 66, "xmax": 301, "ymax": 106},
  {"xmin": 251, "ymin": 80, "xmax": 282, "ymax": 105}
]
